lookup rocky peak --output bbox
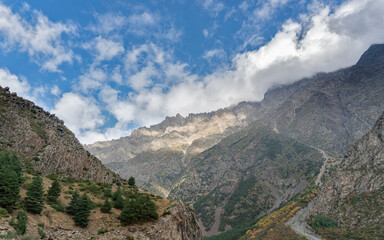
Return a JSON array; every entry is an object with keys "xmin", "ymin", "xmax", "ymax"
[{"xmin": 356, "ymin": 44, "xmax": 384, "ymax": 66}]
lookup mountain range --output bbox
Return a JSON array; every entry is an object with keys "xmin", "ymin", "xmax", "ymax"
[{"xmin": 85, "ymin": 44, "xmax": 384, "ymax": 235}]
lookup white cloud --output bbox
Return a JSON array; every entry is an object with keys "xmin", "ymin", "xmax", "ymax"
[
  {"xmin": 0, "ymin": 3, "xmax": 75, "ymax": 72},
  {"xmin": 128, "ymin": 12, "xmax": 156, "ymax": 26},
  {"xmin": 201, "ymin": 0, "xmax": 225, "ymax": 17},
  {"xmin": 84, "ymin": 36, "xmax": 124, "ymax": 62},
  {"xmin": 50, "ymin": 85, "xmax": 61, "ymax": 96},
  {"xmin": 203, "ymin": 49, "xmax": 226, "ymax": 59},
  {"xmin": 0, "ymin": 68, "xmax": 30, "ymax": 97},
  {"xmin": 103, "ymin": 0, "xmax": 384, "ymax": 138},
  {"xmin": 78, "ymin": 67, "xmax": 107, "ymax": 92},
  {"xmin": 203, "ymin": 29, "xmax": 209, "ymax": 38},
  {"xmin": 90, "ymin": 13, "xmax": 126, "ymax": 34},
  {"xmin": 52, "ymin": 93, "xmax": 105, "ymax": 143}
]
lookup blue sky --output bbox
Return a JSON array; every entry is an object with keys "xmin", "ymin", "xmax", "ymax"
[{"xmin": 0, "ymin": 0, "xmax": 383, "ymax": 143}]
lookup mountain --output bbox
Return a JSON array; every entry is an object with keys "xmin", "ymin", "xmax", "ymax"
[
  {"xmin": 170, "ymin": 125, "xmax": 323, "ymax": 236},
  {"xmin": 0, "ymin": 86, "xmax": 122, "ymax": 183},
  {"xmin": 85, "ymin": 104, "xmax": 259, "ymax": 195},
  {"xmin": 306, "ymin": 111, "xmax": 384, "ymax": 238},
  {"xmin": 85, "ymin": 44, "xmax": 384, "ymax": 235}
]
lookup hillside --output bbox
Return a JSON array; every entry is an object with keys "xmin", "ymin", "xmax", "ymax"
[
  {"xmin": 0, "ymin": 171, "xmax": 202, "ymax": 240},
  {"xmin": 170, "ymin": 125, "xmax": 323, "ymax": 235},
  {"xmin": 0, "ymin": 86, "xmax": 122, "ymax": 183},
  {"xmin": 305, "ymin": 111, "xmax": 384, "ymax": 239}
]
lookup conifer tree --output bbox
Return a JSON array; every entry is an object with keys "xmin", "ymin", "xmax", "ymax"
[
  {"xmin": 128, "ymin": 176, "xmax": 135, "ymax": 186},
  {"xmin": 112, "ymin": 187, "xmax": 121, "ymax": 201},
  {"xmin": 100, "ymin": 198, "xmax": 112, "ymax": 213},
  {"xmin": 66, "ymin": 190, "xmax": 80, "ymax": 215},
  {"xmin": 47, "ymin": 179, "xmax": 61, "ymax": 204},
  {"xmin": 0, "ymin": 166, "xmax": 20, "ymax": 211},
  {"xmin": 14, "ymin": 210, "xmax": 27, "ymax": 235},
  {"xmin": 24, "ymin": 175, "xmax": 44, "ymax": 214},
  {"xmin": 73, "ymin": 193, "xmax": 91, "ymax": 228},
  {"xmin": 114, "ymin": 192, "xmax": 124, "ymax": 210}
]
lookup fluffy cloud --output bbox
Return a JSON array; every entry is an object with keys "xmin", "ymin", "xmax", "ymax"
[
  {"xmin": 105, "ymin": 0, "xmax": 384, "ymax": 133},
  {"xmin": 52, "ymin": 93, "xmax": 105, "ymax": 143},
  {"xmin": 0, "ymin": 3, "xmax": 75, "ymax": 72},
  {"xmin": 0, "ymin": 68, "xmax": 30, "ymax": 97},
  {"xmin": 84, "ymin": 36, "xmax": 124, "ymax": 62}
]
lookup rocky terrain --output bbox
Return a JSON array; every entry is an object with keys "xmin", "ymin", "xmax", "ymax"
[
  {"xmin": 0, "ymin": 174, "xmax": 202, "ymax": 240},
  {"xmin": 0, "ymin": 86, "xmax": 123, "ymax": 183},
  {"xmin": 85, "ymin": 44, "xmax": 384, "ymax": 235},
  {"xmin": 306, "ymin": 111, "xmax": 384, "ymax": 238}
]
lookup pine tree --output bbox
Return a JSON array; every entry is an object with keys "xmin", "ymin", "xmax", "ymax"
[
  {"xmin": 0, "ymin": 166, "xmax": 20, "ymax": 211},
  {"xmin": 66, "ymin": 190, "xmax": 80, "ymax": 215},
  {"xmin": 0, "ymin": 152, "xmax": 22, "ymax": 183},
  {"xmin": 100, "ymin": 198, "xmax": 112, "ymax": 213},
  {"xmin": 112, "ymin": 187, "xmax": 121, "ymax": 201},
  {"xmin": 73, "ymin": 193, "xmax": 91, "ymax": 228},
  {"xmin": 47, "ymin": 179, "xmax": 61, "ymax": 204},
  {"xmin": 114, "ymin": 192, "xmax": 124, "ymax": 210},
  {"xmin": 24, "ymin": 175, "xmax": 44, "ymax": 214},
  {"xmin": 119, "ymin": 200, "xmax": 138, "ymax": 226},
  {"xmin": 128, "ymin": 176, "xmax": 135, "ymax": 186}
]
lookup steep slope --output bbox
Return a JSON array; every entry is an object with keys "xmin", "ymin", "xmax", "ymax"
[
  {"xmin": 170, "ymin": 125, "xmax": 323, "ymax": 234},
  {"xmin": 0, "ymin": 86, "xmax": 122, "ymax": 183},
  {"xmin": 306, "ymin": 111, "xmax": 384, "ymax": 238}
]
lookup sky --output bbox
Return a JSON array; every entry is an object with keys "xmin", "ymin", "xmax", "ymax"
[{"xmin": 0, "ymin": 0, "xmax": 384, "ymax": 144}]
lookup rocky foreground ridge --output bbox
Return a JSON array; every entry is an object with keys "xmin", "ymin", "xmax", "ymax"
[{"xmin": 0, "ymin": 86, "xmax": 123, "ymax": 183}]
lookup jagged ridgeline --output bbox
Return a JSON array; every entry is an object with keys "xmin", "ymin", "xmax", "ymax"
[{"xmin": 0, "ymin": 86, "xmax": 122, "ymax": 183}]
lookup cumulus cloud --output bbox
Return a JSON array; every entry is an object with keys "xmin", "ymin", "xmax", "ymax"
[
  {"xmin": 101, "ymin": 0, "xmax": 384, "ymax": 137},
  {"xmin": 0, "ymin": 3, "xmax": 75, "ymax": 72},
  {"xmin": 90, "ymin": 13, "xmax": 126, "ymax": 34},
  {"xmin": 0, "ymin": 68, "xmax": 30, "ymax": 97},
  {"xmin": 84, "ymin": 36, "xmax": 124, "ymax": 62},
  {"xmin": 78, "ymin": 67, "xmax": 107, "ymax": 92},
  {"xmin": 52, "ymin": 93, "xmax": 105, "ymax": 143}
]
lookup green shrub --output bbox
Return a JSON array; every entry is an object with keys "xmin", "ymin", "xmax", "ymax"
[
  {"xmin": 311, "ymin": 215, "xmax": 338, "ymax": 229},
  {"xmin": 0, "ymin": 207, "xmax": 9, "ymax": 218},
  {"xmin": 97, "ymin": 228, "xmax": 108, "ymax": 234},
  {"xmin": 10, "ymin": 210, "xmax": 27, "ymax": 235},
  {"xmin": 50, "ymin": 200, "xmax": 65, "ymax": 212},
  {"xmin": 38, "ymin": 228, "xmax": 46, "ymax": 239}
]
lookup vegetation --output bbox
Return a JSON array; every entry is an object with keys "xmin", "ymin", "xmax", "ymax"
[
  {"xmin": 0, "ymin": 152, "xmax": 22, "ymax": 211},
  {"xmin": 119, "ymin": 194, "xmax": 158, "ymax": 226},
  {"xmin": 113, "ymin": 187, "xmax": 124, "ymax": 209},
  {"xmin": 311, "ymin": 215, "xmax": 338, "ymax": 229},
  {"xmin": 73, "ymin": 193, "xmax": 92, "ymax": 228},
  {"xmin": 47, "ymin": 179, "xmax": 61, "ymax": 204},
  {"xmin": 10, "ymin": 210, "xmax": 28, "ymax": 235},
  {"xmin": 101, "ymin": 198, "xmax": 112, "ymax": 213},
  {"xmin": 128, "ymin": 177, "xmax": 135, "ymax": 186},
  {"xmin": 24, "ymin": 175, "xmax": 44, "ymax": 214},
  {"xmin": 66, "ymin": 190, "xmax": 80, "ymax": 215}
]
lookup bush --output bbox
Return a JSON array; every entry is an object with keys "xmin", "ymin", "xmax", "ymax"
[
  {"xmin": 101, "ymin": 199, "xmax": 112, "ymax": 213},
  {"xmin": 50, "ymin": 201, "xmax": 65, "ymax": 212},
  {"xmin": 0, "ymin": 207, "xmax": 9, "ymax": 218},
  {"xmin": 97, "ymin": 228, "xmax": 108, "ymax": 234},
  {"xmin": 128, "ymin": 177, "xmax": 135, "ymax": 186},
  {"xmin": 10, "ymin": 210, "xmax": 27, "ymax": 235},
  {"xmin": 38, "ymin": 228, "xmax": 46, "ymax": 239},
  {"xmin": 311, "ymin": 215, "xmax": 338, "ymax": 229},
  {"xmin": 119, "ymin": 194, "xmax": 158, "ymax": 226}
]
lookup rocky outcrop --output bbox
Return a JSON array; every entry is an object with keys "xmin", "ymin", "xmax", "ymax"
[
  {"xmin": 308, "ymin": 111, "xmax": 384, "ymax": 230},
  {"xmin": 0, "ymin": 86, "xmax": 123, "ymax": 183}
]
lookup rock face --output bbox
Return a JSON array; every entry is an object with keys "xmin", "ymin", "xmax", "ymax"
[
  {"xmin": 85, "ymin": 105, "xmax": 258, "ymax": 195},
  {"xmin": 308, "ymin": 111, "xmax": 384, "ymax": 232},
  {"xmin": 0, "ymin": 86, "xmax": 123, "ymax": 183}
]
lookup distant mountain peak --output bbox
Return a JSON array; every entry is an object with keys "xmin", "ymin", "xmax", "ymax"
[{"xmin": 356, "ymin": 44, "xmax": 384, "ymax": 66}]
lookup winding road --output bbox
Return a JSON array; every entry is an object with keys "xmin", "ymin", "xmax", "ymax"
[{"xmin": 286, "ymin": 148, "xmax": 331, "ymax": 240}]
